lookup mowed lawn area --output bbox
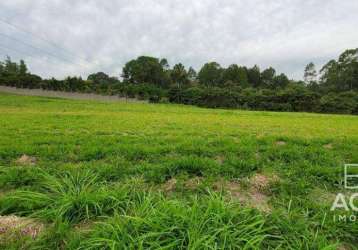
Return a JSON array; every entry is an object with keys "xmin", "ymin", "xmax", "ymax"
[{"xmin": 0, "ymin": 92, "xmax": 358, "ymax": 249}]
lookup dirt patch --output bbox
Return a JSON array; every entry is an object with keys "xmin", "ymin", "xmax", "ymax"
[
  {"xmin": 246, "ymin": 191, "xmax": 270, "ymax": 212},
  {"xmin": 163, "ymin": 178, "xmax": 177, "ymax": 192},
  {"xmin": 184, "ymin": 177, "xmax": 203, "ymax": 190},
  {"xmin": 215, "ymin": 155, "xmax": 225, "ymax": 165},
  {"xmin": 247, "ymin": 174, "xmax": 279, "ymax": 212},
  {"xmin": 163, "ymin": 177, "xmax": 203, "ymax": 192},
  {"xmin": 16, "ymin": 154, "xmax": 37, "ymax": 166},
  {"xmin": 0, "ymin": 215, "xmax": 43, "ymax": 239},
  {"xmin": 250, "ymin": 173, "xmax": 279, "ymax": 191},
  {"xmin": 213, "ymin": 180, "xmax": 259, "ymax": 208},
  {"xmin": 213, "ymin": 174, "xmax": 279, "ymax": 212},
  {"xmin": 250, "ymin": 174, "xmax": 270, "ymax": 190},
  {"xmin": 162, "ymin": 174, "xmax": 278, "ymax": 212},
  {"xmin": 337, "ymin": 244, "xmax": 351, "ymax": 250},
  {"xmin": 323, "ymin": 143, "xmax": 333, "ymax": 149},
  {"xmin": 215, "ymin": 179, "xmax": 246, "ymax": 201},
  {"xmin": 275, "ymin": 140, "xmax": 286, "ymax": 146}
]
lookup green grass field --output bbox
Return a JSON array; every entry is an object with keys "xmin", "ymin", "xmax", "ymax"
[{"xmin": 0, "ymin": 92, "xmax": 358, "ymax": 249}]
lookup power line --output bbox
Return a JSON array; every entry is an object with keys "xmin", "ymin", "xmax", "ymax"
[
  {"xmin": 0, "ymin": 43, "xmax": 91, "ymax": 77},
  {"xmin": 0, "ymin": 43, "xmax": 37, "ymax": 58},
  {"xmin": 0, "ymin": 17, "xmax": 92, "ymax": 64},
  {"xmin": 0, "ymin": 32, "xmax": 89, "ymax": 68},
  {"xmin": 0, "ymin": 45, "xmax": 58, "ymax": 75},
  {"xmin": 0, "ymin": 43, "xmax": 73, "ymax": 71}
]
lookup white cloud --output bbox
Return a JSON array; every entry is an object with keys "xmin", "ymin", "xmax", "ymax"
[{"xmin": 0, "ymin": 0, "xmax": 357, "ymax": 79}]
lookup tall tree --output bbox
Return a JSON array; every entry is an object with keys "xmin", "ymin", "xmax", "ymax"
[
  {"xmin": 222, "ymin": 64, "xmax": 240, "ymax": 83},
  {"xmin": 221, "ymin": 64, "xmax": 249, "ymax": 87},
  {"xmin": 187, "ymin": 67, "xmax": 197, "ymax": 81},
  {"xmin": 237, "ymin": 66, "xmax": 249, "ymax": 87},
  {"xmin": 160, "ymin": 58, "xmax": 169, "ymax": 70},
  {"xmin": 88, "ymin": 72, "xmax": 110, "ymax": 83},
  {"xmin": 198, "ymin": 62, "xmax": 223, "ymax": 86},
  {"xmin": 247, "ymin": 65, "xmax": 261, "ymax": 87},
  {"xmin": 320, "ymin": 48, "xmax": 358, "ymax": 91},
  {"xmin": 273, "ymin": 73, "xmax": 290, "ymax": 88},
  {"xmin": 261, "ymin": 67, "xmax": 276, "ymax": 88},
  {"xmin": 4, "ymin": 56, "xmax": 18, "ymax": 74},
  {"xmin": 338, "ymin": 48, "xmax": 358, "ymax": 91},
  {"xmin": 220, "ymin": 64, "xmax": 240, "ymax": 85},
  {"xmin": 171, "ymin": 63, "xmax": 189, "ymax": 88},
  {"xmin": 0, "ymin": 61, "xmax": 4, "ymax": 75},
  {"xmin": 304, "ymin": 62, "xmax": 317, "ymax": 85},
  {"xmin": 19, "ymin": 60, "xmax": 27, "ymax": 75},
  {"xmin": 320, "ymin": 59, "xmax": 339, "ymax": 91},
  {"xmin": 122, "ymin": 56, "xmax": 170, "ymax": 88}
]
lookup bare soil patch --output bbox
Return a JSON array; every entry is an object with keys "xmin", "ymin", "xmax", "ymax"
[
  {"xmin": 250, "ymin": 173, "xmax": 279, "ymax": 191},
  {"xmin": 0, "ymin": 215, "xmax": 43, "ymax": 239},
  {"xmin": 184, "ymin": 177, "xmax": 203, "ymax": 190},
  {"xmin": 215, "ymin": 155, "xmax": 225, "ymax": 165},
  {"xmin": 163, "ymin": 178, "xmax": 177, "ymax": 192},
  {"xmin": 163, "ymin": 177, "xmax": 204, "ymax": 192},
  {"xmin": 323, "ymin": 143, "xmax": 333, "ymax": 149},
  {"xmin": 161, "ymin": 173, "xmax": 279, "ymax": 212},
  {"xmin": 275, "ymin": 140, "xmax": 286, "ymax": 146},
  {"xmin": 16, "ymin": 154, "xmax": 37, "ymax": 166},
  {"xmin": 214, "ymin": 174, "xmax": 280, "ymax": 212}
]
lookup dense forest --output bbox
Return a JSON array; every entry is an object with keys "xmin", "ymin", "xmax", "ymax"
[{"xmin": 0, "ymin": 48, "xmax": 357, "ymax": 114}]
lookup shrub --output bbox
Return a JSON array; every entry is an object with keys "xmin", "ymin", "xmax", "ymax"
[{"xmin": 320, "ymin": 92, "xmax": 357, "ymax": 114}]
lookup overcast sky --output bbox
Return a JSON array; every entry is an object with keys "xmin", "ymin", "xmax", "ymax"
[{"xmin": 0, "ymin": 0, "xmax": 357, "ymax": 80}]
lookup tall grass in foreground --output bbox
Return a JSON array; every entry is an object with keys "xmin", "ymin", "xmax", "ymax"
[
  {"xmin": 0, "ymin": 171, "xmax": 131, "ymax": 223},
  {"xmin": 0, "ymin": 170, "xmax": 343, "ymax": 249},
  {"xmin": 78, "ymin": 193, "xmax": 268, "ymax": 250}
]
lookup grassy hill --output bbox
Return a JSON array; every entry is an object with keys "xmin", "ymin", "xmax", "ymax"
[{"xmin": 0, "ymin": 92, "xmax": 357, "ymax": 249}]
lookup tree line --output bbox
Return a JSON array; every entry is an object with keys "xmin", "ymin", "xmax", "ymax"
[{"xmin": 0, "ymin": 48, "xmax": 357, "ymax": 114}]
